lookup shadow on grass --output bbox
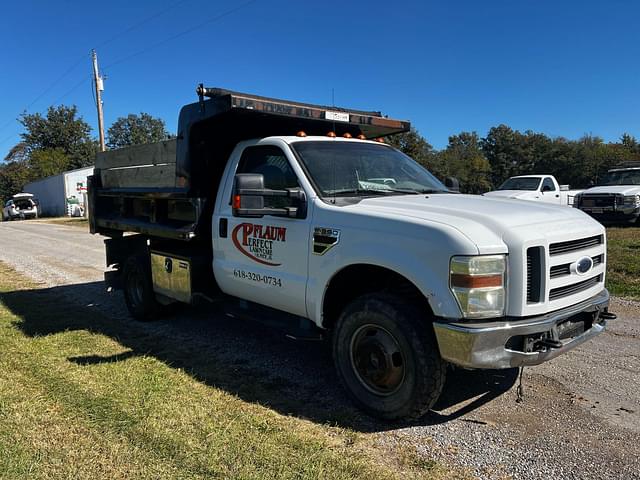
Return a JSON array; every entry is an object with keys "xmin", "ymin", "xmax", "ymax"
[{"xmin": 0, "ymin": 282, "xmax": 516, "ymax": 432}]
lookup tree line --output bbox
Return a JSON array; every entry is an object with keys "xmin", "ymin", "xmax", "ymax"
[
  {"xmin": 2, "ymin": 103, "xmax": 640, "ymax": 202},
  {"xmin": 386, "ymin": 127, "xmax": 640, "ymax": 193},
  {"xmin": 0, "ymin": 106, "xmax": 171, "ymax": 202}
]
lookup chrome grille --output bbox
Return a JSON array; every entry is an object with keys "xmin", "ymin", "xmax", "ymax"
[
  {"xmin": 549, "ymin": 235, "xmax": 603, "ymax": 256},
  {"xmin": 549, "ymin": 254, "xmax": 604, "ymax": 279},
  {"xmin": 550, "ymin": 263, "xmax": 571, "ymax": 278},
  {"xmin": 580, "ymin": 194, "xmax": 617, "ymax": 208},
  {"xmin": 549, "ymin": 275, "xmax": 602, "ymax": 301}
]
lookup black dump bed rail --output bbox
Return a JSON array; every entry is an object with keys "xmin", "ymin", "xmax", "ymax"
[{"xmin": 90, "ymin": 86, "xmax": 410, "ymax": 241}]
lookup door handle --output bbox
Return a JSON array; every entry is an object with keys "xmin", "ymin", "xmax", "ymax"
[{"xmin": 219, "ymin": 218, "xmax": 228, "ymax": 238}]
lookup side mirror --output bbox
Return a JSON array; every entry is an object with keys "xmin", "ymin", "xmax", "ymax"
[
  {"xmin": 232, "ymin": 173, "xmax": 306, "ymax": 218},
  {"xmin": 445, "ymin": 177, "xmax": 460, "ymax": 192},
  {"xmin": 542, "ymin": 185, "xmax": 552, "ymax": 192}
]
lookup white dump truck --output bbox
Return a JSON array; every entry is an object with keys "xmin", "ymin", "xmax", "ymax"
[
  {"xmin": 89, "ymin": 87, "xmax": 614, "ymax": 420},
  {"xmin": 485, "ymin": 175, "xmax": 583, "ymax": 206}
]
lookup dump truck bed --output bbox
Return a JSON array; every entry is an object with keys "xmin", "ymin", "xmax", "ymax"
[{"xmin": 90, "ymin": 86, "xmax": 410, "ymax": 241}]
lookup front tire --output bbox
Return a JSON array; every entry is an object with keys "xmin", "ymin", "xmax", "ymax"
[
  {"xmin": 332, "ymin": 293, "xmax": 445, "ymax": 420},
  {"xmin": 122, "ymin": 253, "xmax": 161, "ymax": 321}
]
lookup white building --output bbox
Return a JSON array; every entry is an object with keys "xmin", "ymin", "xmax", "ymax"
[{"xmin": 24, "ymin": 166, "xmax": 94, "ymax": 217}]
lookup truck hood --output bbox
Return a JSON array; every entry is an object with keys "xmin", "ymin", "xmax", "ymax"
[
  {"xmin": 581, "ymin": 185, "xmax": 640, "ymax": 195},
  {"xmin": 353, "ymin": 193, "xmax": 599, "ymax": 251},
  {"xmin": 483, "ymin": 190, "xmax": 537, "ymax": 199}
]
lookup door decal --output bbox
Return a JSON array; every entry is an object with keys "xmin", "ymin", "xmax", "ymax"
[{"xmin": 232, "ymin": 223, "xmax": 287, "ymax": 266}]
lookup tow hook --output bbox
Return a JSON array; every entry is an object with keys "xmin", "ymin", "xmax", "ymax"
[
  {"xmin": 600, "ymin": 311, "xmax": 617, "ymax": 320},
  {"xmin": 539, "ymin": 338, "xmax": 563, "ymax": 349}
]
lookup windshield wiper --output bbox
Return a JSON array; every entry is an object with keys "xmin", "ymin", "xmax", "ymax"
[
  {"xmin": 326, "ymin": 188, "xmax": 399, "ymax": 196},
  {"xmin": 326, "ymin": 188, "xmax": 452, "ymax": 196},
  {"xmin": 417, "ymin": 188, "xmax": 452, "ymax": 194}
]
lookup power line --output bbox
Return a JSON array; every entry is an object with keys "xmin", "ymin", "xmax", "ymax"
[
  {"xmin": 96, "ymin": 0, "xmax": 193, "ymax": 50},
  {"xmin": 0, "ymin": 54, "xmax": 89, "ymax": 137},
  {"xmin": 103, "ymin": 0, "xmax": 259, "ymax": 70},
  {"xmin": 1, "ymin": 0, "xmax": 260, "ymax": 153},
  {"xmin": 0, "ymin": 75, "xmax": 91, "ymax": 150},
  {"xmin": 48, "ymin": 76, "xmax": 92, "ymax": 108},
  {"xmin": 0, "ymin": 0, "xmax": 194, "ymax": 138}
]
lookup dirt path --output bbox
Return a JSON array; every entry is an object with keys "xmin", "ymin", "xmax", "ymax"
[{"xmin": 0, "ymin": 220, "xmax": 638, "ymax": 479}]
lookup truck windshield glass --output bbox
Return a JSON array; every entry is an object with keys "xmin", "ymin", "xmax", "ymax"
[
  {"xmin": 497, "ymin": 177, "xmax": 541, "ymax": 191},
  {"xmin": 291, "ymin": 141, "xmax": 447, "ymax": 196},
  {"xmin": 598, "ymin": 170, "xmax": 640, "ymax": 186}
]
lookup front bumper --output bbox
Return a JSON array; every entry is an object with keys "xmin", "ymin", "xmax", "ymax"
[
  {"xmin": 579, "ymin": 206, "xmax": 640, "ymax": 224},
  {"xmin": 433, "ymin": 289, "xmax": 610, "ymax": 369}
]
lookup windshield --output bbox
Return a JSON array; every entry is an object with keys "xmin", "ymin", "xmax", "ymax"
[
  {"xmin": 497, "ymin": 177, "xmax": 541, "ymax": 191},
  {"xmin": 598, "ymin": 170, "xmax": 640, "ymax": 186},
  {"xmin": 291, "ymin": 141, "xmax": 448, "ymax": 197}
]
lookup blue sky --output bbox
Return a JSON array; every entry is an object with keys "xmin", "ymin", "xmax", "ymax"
[{"xmin": 1, "ymin": 0, "xmax": 639, "ymax": 159}]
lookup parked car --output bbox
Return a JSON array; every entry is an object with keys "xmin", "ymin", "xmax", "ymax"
[
  {"xmin": 2, "ymin": 193, "xmax": 40, "ymax": 221},
  {"xmin": 574, "ymin": 165, "xmax": 640, "ymax": 225},
  {"xmin": 484, "ymin": 175, "xmax": 583, "ymax": 206}
]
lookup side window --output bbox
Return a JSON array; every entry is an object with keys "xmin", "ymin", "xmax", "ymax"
[
  {"xmin": 542, "ymin": 178, "xmax": 556, "ymax": 191},
  {"xmin": 237, "ymin": 146, "xmax": 300, "ymax": 190}
]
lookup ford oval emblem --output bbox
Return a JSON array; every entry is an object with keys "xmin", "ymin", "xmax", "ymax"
[{"xmin": 574, "ymin": 256, "xmax": 593, "ymax": 275}]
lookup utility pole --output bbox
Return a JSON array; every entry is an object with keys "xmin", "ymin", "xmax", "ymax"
[{"xmin": 91, "ymin": 49, "xmax": 106, "ymax": 151}]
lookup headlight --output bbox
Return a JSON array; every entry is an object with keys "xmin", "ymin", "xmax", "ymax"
[
  {"xmin": 623, "ymin": 195, "xmax": 640, "ymax": 206},
  {"xmin": 573, "ymin": 194, "xmax": 582, "ymax": 207},
  {"xmin": 450, "ymin": 255, "xmax": 506, "ymax": 319}
]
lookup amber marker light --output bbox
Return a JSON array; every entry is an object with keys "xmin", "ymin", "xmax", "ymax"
[
  {"xmin": 450, "ymin": 274, "xmax": 503, "ymax": 288},
  {"xmin": 374, "ymin": 137, "xmax": 385, "ymax": 143},
  {"xmin": 296, "ymin": 131, "xmax": 307, "ymax": 137},
  {"xmin": 327, "ymin": 131, "xmax": 337, "ymax": 137},
  {"xmin": 233, "ymin": 195, "xmax": 241, "ymax": 209},
  {"xmin": 357, "ymin": 134, "xmax": 366, "ymax": 140},
  {"xmin": 342, "ymin": 133, "xmax": 352, "ymax": 138}
]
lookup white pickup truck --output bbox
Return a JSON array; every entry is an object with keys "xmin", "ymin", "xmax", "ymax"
[
  {"xmin": 89, "ymin": 87, "xmax": 614, "ymax": 420},
  {"xmin": 484, "ymin": 175, "xmax": 583, "ymax": 206},
  {"xmin": 574, "ymin": 165, "xmax": 640, "ymax": 224}
]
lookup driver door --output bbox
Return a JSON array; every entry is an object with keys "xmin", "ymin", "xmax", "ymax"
[
  {"xmin": 213, "ymin": 144, "xmax": 312, "ymax": 317},
  {"xmin": 540, "ymin": 177, "xmax": 559, "ymax": 203}
]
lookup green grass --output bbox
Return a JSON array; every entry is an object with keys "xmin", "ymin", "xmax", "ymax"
[
  {"xmin": 606, "ymin": 227, "xmax": 640, "ymax": 300},
  {"xmin": 0, "ymin": 262, "xmax": 461, "ymax": 480}
]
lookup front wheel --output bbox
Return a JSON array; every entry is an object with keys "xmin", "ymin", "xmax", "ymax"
[
  {"xmin": 332, "ymin": 293, "xmax": 446, "ymax": 420},
  {"xmin": 122, "ymin": 253, "xmax": 161, "ymax": 321}
]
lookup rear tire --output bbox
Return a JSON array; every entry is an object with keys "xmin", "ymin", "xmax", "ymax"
[
  {"xmin": 122, "ymin": 253, "xmax": 161, "ymax": 321},
  {"xmin": 332, "ymin": 293, "xmax": 445, "ymax": 420}
]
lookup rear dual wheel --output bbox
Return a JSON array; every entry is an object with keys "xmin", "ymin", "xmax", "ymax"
[
  {"xmin": 332, "ymin": 293, "xmax": 446, "ymax": 420},
  {"xmin": 122, "ymin": 253, "xmax": 161, "ymax": 321}
]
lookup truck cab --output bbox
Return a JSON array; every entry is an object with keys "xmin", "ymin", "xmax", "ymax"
[
  {"xmin": 484, "ymin": 175, "xmax": 582, "ymax": 206},
  {"xmin": 89, "ymin": 87, "xmax": 613, "ymax": 420},
  {"xmin": 574, "ymin": 165, "xmax": 640, "ymax": 224}
]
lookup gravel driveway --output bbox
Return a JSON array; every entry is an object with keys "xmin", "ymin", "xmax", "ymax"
[{"xmin": 0, "ymin": 220, "xmax": 638, "ymax": 479}]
